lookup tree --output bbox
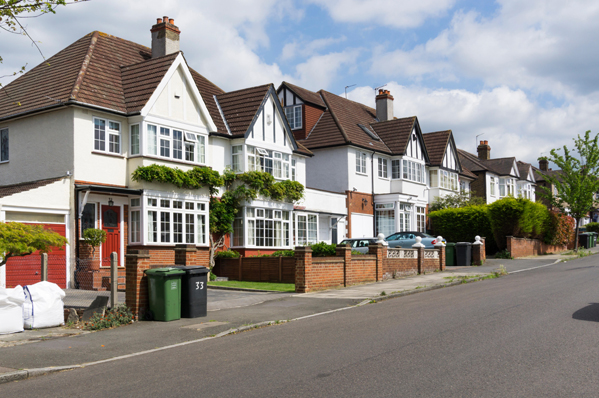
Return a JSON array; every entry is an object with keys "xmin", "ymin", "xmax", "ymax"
[
  {"xmin": 0, "ymin": 222, "xmax": 68, "ymax": 266},
  {"xmin": 82, "ymin": 228, "xmax": 106, "ymax": 259},
  {"xmin": 1, "ymin": 0, "xmax": 86, "ymax": 94},
  {"xmin": 536, "ymin": 130, "xmax": 599, "ymax": 251}
]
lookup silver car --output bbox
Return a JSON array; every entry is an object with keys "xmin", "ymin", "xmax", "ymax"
[
  {"xmin": 385, "ymin": 231, "xmax": 444, "ymax": 249},
  {"xmin": 339, "ymin": 238, "xmax": 379, "ymax": 253}
]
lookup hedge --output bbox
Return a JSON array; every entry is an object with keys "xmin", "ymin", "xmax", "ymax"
[{"xmin": 487, "ymin": 197, "xmax": 549, "ymax": 249}]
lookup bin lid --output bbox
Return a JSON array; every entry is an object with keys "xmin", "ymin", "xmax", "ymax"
[
  {"xmin": 446, "ymin": 242, "xmax": 456, "ymax": 247},
  {"xmin": 456, "ymin": 242, "xmax": 472, "ymax": 246},
  {"xmin": 145, "ymin": 267, "xmax": 186, "ymax": 276},
  {"xmin": 172, "ymin": 265, "xmax": 209, "ymax": 275}
]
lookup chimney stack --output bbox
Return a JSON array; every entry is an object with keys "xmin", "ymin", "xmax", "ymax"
[
  {"xmin": 477, "ymin": 140, "xmax": 491, "ymax": 160},
  {"xmin": 376, "ymin": 89, "xmax": 394, "ymax": 122},
  {"xmin": 539, "ymin": 158, "xmax": 549, "ymax": 171},
  {"xmin": 151, "ymin": 16, "xmax": 181, "ymax": 58}
]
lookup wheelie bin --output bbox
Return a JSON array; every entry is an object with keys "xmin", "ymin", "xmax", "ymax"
[
  {"xmin": 456, "ymin": 242, "xmax": 472, "ymax": 266},
  {"xmin": 145, "ymin": 267, "xmax": 185, "ymax": 321},
  {"xmin": 172, "ymin": 266, "xmax": 209, "ymax": 318},
  {"xmin": 445, "ymin": 243, "xmax": 456, "ymax": 266}
]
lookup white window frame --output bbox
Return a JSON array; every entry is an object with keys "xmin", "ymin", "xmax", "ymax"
[
  {"xmin": 130, "ymin": 198, "xmax": 141, "ymax": 243},
  {"xmin": 145, "ymin": 122, "xmax": 207, "ymax": 165},
  {"xmin": 402, "ymin": 159, "xmax": 425, "ymax": 183},
  {"xmin": 378, "ymin": 157, "xmax": 388, "ymax": 179},
  {"xmin": 246, "ymin": 145, "xmax": 291, "ymax": 180},
  {"xmin": 490, "ymin": 177, "xmax": 496, "ymax": 197},
  {"xmin": 130, "ymin": 124, "xmax": 140, "ymax": 156},
  {"xmin": 285, "ymin": 105, "xmax": 302, "ymax": 130},
  {"xmin": 391, "ymin": 159, "xmax": 401, "ymax": 179},
  {"xmin": 232, "ymin": 145, "xmax": 243, "ymax": 172},
  {"xmin": 356, "ymin": 151, "xmax": 367, "ymax": 174},
  {"xmin": 236, "ymin": 207, "xmax": 292, "ymax": 248},
  {"xmin": 93, "ymin": 117, "xmax": 121, "ymax": 154},
  {"xmin": 295, "ymin": 212, "xmax": 318, "ymax": 246}
]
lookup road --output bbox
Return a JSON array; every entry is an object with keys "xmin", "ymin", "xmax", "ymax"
[{"xmin": 4, "ymin": 256, "xmax": 599, "ymax": 397}]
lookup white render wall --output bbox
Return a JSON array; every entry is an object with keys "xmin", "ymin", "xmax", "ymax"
[
  {"xmin": 0, "ymin": 108, "xmax": 74, "ymax": 185},
  {"xmin": 305, "ymin": 146, "xmax": 349, "ymax": 193},
  {"xmin": 0, "ymin": 178, "xmax": 70, "ymax": 210},
  {"xmin": 245, "ymin": 93, "xmax": 292, "ymax": 153},
  {"xmin": 73, "ymin": 108, "xmax": 130, "ymax": 186},
  {"xmin": 348, "ymin": 148, "xmax": 373, "ymax": 193},
  {"xmin": 301, "ymin": 188, "xmax": 347, "ymax": 216}
]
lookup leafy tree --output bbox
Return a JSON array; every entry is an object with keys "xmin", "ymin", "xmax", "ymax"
[
  {"xmin": 82, "ymin": 228, "xmax": 106, "ymax": 259},
  {"xmin": 429, "ymin": 191, "xmax": 485, "ymax": 212},
  {"xmin": 0, "ymin": 222, "xmax": 68, "ymax": 266},
  {"xmin": 536, "ymin": 130, "xmax": 599, "ymax": 251}
]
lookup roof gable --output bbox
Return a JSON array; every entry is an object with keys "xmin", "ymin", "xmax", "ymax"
[
  {"xmin": 277, "ymin": 82, "xmax": 326, "ymax": 108},
  {"xmin": 422, "ymin": 130, "xmax": 461, "ymax": 172}
]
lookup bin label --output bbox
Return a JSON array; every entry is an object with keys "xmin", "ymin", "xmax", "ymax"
[
  {"xmin": 196, "ymin": 281, "xmax": 204, "ymax": 290},
  {"xmin": 171, "ymin": 281, "xmax": 177, "ymax": 290}
]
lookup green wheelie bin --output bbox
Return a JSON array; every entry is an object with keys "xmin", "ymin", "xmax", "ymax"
[
  {"xmin": 445, "ymin": 243, "xmax": 456, "ymax": 266},
  {"xmin": 145, "ymin": 267, "xmax": 185, "ymax": 321}
]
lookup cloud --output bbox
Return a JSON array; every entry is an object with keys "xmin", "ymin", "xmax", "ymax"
[
  {"xmin": 369, "ymin": 0, "xmax": 599, "ymax": 98},
  {"xmin": 295, "ymin": 49, "xmax": 360, "ymax": 90},
  {"xmin": 281, "ymin": 36, "xmax": 347, "ymax": 61},
  {"xmin": 347, "ymin": 82, "xmax": 599, "ymax": 165},
  {"xmin": 309, "ymin": 0, "xmax": 455, "ymax": 28}
]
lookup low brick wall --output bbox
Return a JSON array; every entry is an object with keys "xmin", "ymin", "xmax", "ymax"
[
  {"xmin": 506, "ymin": 236, "xmax": 568, "ymax": 258},
  {"xmin": 213, "ymin": 256, "xmax": 295, "ymax": 283}
]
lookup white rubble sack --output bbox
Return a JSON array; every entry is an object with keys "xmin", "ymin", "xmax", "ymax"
[
  {"xmin": 23, "ymin": 281, "xmax": 66, "ymax": 329},
  {"xmin": 0, "ymin": 285, "xmax": 25, "ymax": 334}
]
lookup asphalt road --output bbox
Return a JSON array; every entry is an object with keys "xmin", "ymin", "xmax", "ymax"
[{"xmin": 4, "ymin": 256, "xmax": 599, "ymax": 397}]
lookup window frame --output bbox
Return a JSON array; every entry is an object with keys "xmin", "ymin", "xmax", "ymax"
[
  {"xmin": 285, "ymin": 105, "xmax": 302, "ymax": 130},
  {"xmin": 235, "ymin": 207, "xmax": 292, "ymax": 248},
  {"xmin": 378, "ymin": 157, "xmax": 388, "ymax": 179},
  {"xmin": 356, "ymin": 151, "xmax": 367, "ymax": 174},
  {"xmin": 93, "ymin": 117, "xmax": 121, "ymax": 155},
  {"xmin": 130, "ymin": 124, "xmax": 140, "ymax": 156},
  {"xmin": 0, "ymin": 127, "xmax": 8, "ymax": 163}
]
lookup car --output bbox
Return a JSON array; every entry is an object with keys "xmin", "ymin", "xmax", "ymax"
[
  {"xmin": 338, "ymin": 237, "xmax": 379, "ymax": 253},
  {"xmin": 385, "ymin": 231, "xmax": 444, "ymax": 249}
]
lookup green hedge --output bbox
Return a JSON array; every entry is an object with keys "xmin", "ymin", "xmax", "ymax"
[
  {"xmin": 584, "ymin": 222, "xmax": 599, "ymax": 233},
  {"xmin": 428, "ymin": 205, "xmax": 497, "ymax": 253}
]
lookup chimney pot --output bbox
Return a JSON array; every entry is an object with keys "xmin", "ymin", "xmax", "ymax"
[
  {"xmin": 376, "ymin": 89, "xmax": 394, "ymax": 122},
  {"xmin": 163, "ymin": 16, "xmax": 168, "ymax": 22},
  {"xmin": 477, "ymin": 140, "xmax": 491, "ymax": 160},
  {"xmin": 151, "ymin": 16, "xmax": 181, "ymax": 58},
  {"xmin": 156, "ymin": 18, "xmax": 162, "ymax": 24},
  {"xmin": 169, "ymin": 18, "xmax": 174, "ymax": 24},
  {"xmin": 539, "ymin": 158, "xmax": 549, "ymax": 172}
]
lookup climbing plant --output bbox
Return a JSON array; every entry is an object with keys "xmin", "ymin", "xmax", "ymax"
[{"xmin": 132, "ymin": 165, "xmax": 305, "ymax": 268}]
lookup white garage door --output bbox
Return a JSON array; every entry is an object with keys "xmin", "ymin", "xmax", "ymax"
[{"xmin": 351, "ymin": 213, "xmax": 373, "ymax": 238}]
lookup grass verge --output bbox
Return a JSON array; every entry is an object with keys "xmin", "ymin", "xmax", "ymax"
[{"xmin": 208, "ymin": 280, "xmax": 296, "ymax": 292}]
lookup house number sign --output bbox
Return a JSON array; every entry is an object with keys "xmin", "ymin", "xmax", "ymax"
[{"xmin": 195, "ymin": 282, "xmax": 204, "ymax": 290}]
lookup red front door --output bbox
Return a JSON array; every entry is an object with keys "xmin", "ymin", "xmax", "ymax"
[{"xmin": 101, "ymin": 205, "xmax": 120, "ymax": 267}]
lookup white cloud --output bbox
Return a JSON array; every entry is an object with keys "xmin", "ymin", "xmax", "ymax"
[
  {"xmin": 347, "ymin": 82, "xmax": 599, "ymax": 165},
  {"xmin": 369, "ymin": 0, "xmax": 599, "ymax": 98},
  {"xmin": 309, "ymin": 0, "xmax": 455, "ymax": 28},
  {"xmin": 295, "ymin": 49, "xmax": 360, "ymax": 90},
  {"xmin": 281, "ymin": 36, "xmax": 347, "ymax": 61}
]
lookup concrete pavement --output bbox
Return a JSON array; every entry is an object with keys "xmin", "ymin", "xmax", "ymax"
[{"xmin": 1, "ymin": 246, "xmax": 596, "ymax": 384}]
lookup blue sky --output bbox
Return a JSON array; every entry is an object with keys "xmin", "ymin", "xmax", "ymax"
[{"xmin": 2, "ymin": 0, "xmax": 598, "ymax": 166}]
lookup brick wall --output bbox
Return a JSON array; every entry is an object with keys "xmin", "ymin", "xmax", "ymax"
[
  {"xmin": 214, "ymin": 256, "xmax": 295, "ymax": 283},
  {"xmin": 292, "ymin": 104, "xmax": 324, "ymax": 141},
  {"xmin": 470, "ymin": 171, "xmax": 487, "ymax": 201},
  {"xmin": 506, "ymin": 236, "xmax": 568, "ymax": 258}
]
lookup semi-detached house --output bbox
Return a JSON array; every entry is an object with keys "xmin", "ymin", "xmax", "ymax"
[
  {"xmin": 277, "ymin": 83, "xmax": 474, "ymax": 239},
  {"xmin": 0, "ymin": 17, "xmax": 345, "ymax": 289}
]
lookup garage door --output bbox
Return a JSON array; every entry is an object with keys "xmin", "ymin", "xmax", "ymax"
[
  {"xmin": 351, "ymin": 213, "xmax": 373, "ymax": 238},
  {"xmin": 5, "ymin": 223, "xmax": 67, "ymax": 289}
]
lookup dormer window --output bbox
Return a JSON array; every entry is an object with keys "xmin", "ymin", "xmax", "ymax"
[{"xmin": 285, "ymin": 105, "xmax": 302, "ymax": 130}]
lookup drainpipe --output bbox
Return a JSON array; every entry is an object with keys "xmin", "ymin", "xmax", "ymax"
[{"xmin": 372, "ymin": 150, "xmax": 376, "ymax": 236}]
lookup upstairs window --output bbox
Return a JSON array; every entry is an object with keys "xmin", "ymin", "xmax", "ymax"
[
  {"xmin": 402, "ymin": 160, "xmax": 425, "ymax": 183},
  {"xmin": 439, "ymin": 170, "xmax": 458, "ymax": 191},
  {"xmin": 490, "ymin": 177, "xmax": 496, "ymax": 196},
  {"xmin": 146, "ymin": 124, "xmax": 206, "ymax": 164},
  {"xmin": 247, "ymin": 145, "xmax": 290, "ymax": 180},
  {"xmin": 378, "ymin": 157, "xmax": 388, "ymax": 178},
  {"xmin": 130, "ymin": 124, "xmax": 140, "ymax": 155},
  {"xmin": 285, "ymin": 105, "xmax": 302, "ymax": 130},
  {"xmin": 392, "ymin": 160, "xmax": 401, "ymax": 179},
  {"xmin": 0, "ymin": 128, "xmax": 8, "ymax": 162},
  {"xmin": 232, "ymin": 145, "xmax": 242, "ymax": 172},
  {"xmin": 94, "ymin": 118, "xmax": 120, "ymax": 154},
  {"xmin": 356, "ymin": 151, "xmax": 367, "ymax": 174}
]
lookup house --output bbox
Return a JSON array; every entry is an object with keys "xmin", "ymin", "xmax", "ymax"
[
  {"xmin": 457, "ymin": 141, "xmax": 536, "ymax": 204},
  {"xmin": 0, "ymin": 16, "xmax": 336, "ymax": 288},
  {"xmin": 277, "ymin": 84, "xmax": 468, "ymax": 238}
]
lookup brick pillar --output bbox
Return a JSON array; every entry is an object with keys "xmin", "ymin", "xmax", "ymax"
[
  {"xmin": 125, "ymin": 249, "xmax": 151, "ymax": 320},
  {"xmin": 439, "ymin": 245, "xmax": 446, "ymax": 271},
  {"xmin": 174, "ymin": 244, "xmax": 201, "ymax": 266},
  {"xmin": 506, "ymin": 236, "xmax": 513, "ymax": 257},
  {"xmin": 295, "ymin": 247, "xmax": 312, "ymax": 293},
  {"xmin": 472, "ymin": 236, "xmax": 486, "ymax": 266},
  {"xmin": 368, "ymin": 243, "xmax": 385, "ymax": 282},
  {"xmin": 417, "ymin": 247, "xmax": 425, "ymax": 274},
  {"xmin": 336, "ymin": 244, "xmax": 351, "ymax": 287}
]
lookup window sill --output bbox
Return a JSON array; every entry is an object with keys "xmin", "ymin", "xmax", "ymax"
[
  {"xmin": 139, "ymin": 155, "xmax": 206, "ymax": 167},
  {"xmin": 356, "ymin": 172, "xmax": 368, "ymax": 176},
  {"xmin": 92, "ymin": 151, "xmax": 125, "ymax": 158}
]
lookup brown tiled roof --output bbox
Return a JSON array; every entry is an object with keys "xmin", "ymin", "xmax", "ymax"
[
  {"xmin": 280, "ymin": 82, "xmax": 326, "ymax": 108},
  {"xmin": 304, "ymin": 90, "xmax": 391, "ymax": 153},
  {"xmin": 370, "ymin": 117, "xmax": 416, "ymax": 155},
  {"xmin": 485, "ymin": 157, "xmax": 518, "ymax": 176},
  {"xmin": 294, "ymin": 142, "xmax": 313, "ymax": 156},
  {"xmin": 0, "ymin": 31, "xmax": 227, "ymax": 134},
  {"xmin": 457, "ymin": 149, "xmax": 490, "ymax": 173},
  {"xmin": 0, "ymin": 177, "xmax": 65, "ymax": 199},
  {"xmin": 460, "ymin": 167, "xmax": 477, "ymax": 179},
  {"xmin": 422, "ymin": 130, "xmax": 451, "ymax": 166},
  {"xmin": 216, "ymin": 84, "xmax": 271, "ymax": 137}
]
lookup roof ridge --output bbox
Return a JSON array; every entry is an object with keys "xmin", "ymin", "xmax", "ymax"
[
  {"xmin": 217, "ymin": 83, "xmax": 271, "ymax": 97},
  {"xmin": 120, "ymin": 51, "xmax": 178, "ymax": 70},
  {"xmin": 319, "ymin": 90, "xmax": 350, "ymax": 144},
  {"xmin": 69, "ymin": 31, "xmax": 99, "ymax": 101},
  {"xmin": 319, "ymin": 89, "xmax": 376, "ymax": 114}
]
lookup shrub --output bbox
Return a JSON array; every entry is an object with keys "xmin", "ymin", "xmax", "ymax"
[
  {"xmin": 83, "ymin": 228, "xmax": 106, "ymax": 258},
  {"xmin": 214, "ymin": 250, "xmax": 240, "ymax": 259},
  {"xmin": 544, "ymin": 211, "xmax": 576, "ymax": 246},
  {"xmin": 85, "ymin": 304, "xmax": 133, "ymax": 331},
  {"xmin": 487, "ymin": 197, "xmax": 549, "ymax": 249},
  {"xmin": 428, "ymin": 205, "xmax": 497, "ymax": 253},
  {"xmin": 310, "ymin": 242, "xmax": 336, "ymax": 257},
  {"xmin": 585, "ymin": 222, "xmax": 599, "ymax": 233},
  {"xmin": 271, "ymin": 250, "xmax": 295, "ymax": 257}
]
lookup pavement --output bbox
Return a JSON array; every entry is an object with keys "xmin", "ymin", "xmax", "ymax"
[{"xmin": 1, "ymin": 245, "xmax": 597, "ymax": 384}]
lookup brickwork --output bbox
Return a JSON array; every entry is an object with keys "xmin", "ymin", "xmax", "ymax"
[
  {"xmin": 470, "ymin": 171, "xmax": 487, "ymax": 201},
  {"xmin": 294, "ymin": 247, "xmax": 312, "ymax": 293},
  {"xmin": 472, "ymin": 239, "xmax": 486, "ymax": 265},
  {"xmin": 506, "ymin": 236, "xmax": 568, "ymax": 258},
  {"xmin": 345, "ymin": 191, "xmax": 374, "ymax": 238},
  {"xmin": 214, "ymin": 256, "xmax": 295, "ymax": 283},
  {"xmin": 125, "ymin": 249, "xmax": 151, "ymax": 320},
  {"xmin": 292, "ymin": 104, "xmax": 325, "ymax": 141}
]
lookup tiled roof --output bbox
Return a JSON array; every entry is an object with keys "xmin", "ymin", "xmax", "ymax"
[
  {"xmin": 516, "ymin": 161, "xmax": 534, "ymax": 182},
  {"xmin": 303, "ymin": 90, "xmax": 391, "ymax": 153},
  {"xmin": 216, "ymin": 84, "xmax": 271, "ymax": 137},
  {"xmin": 0, "ymin": 177, "xmax": 65, "ymax": 199},
  {"xmin": 485, "ymin": 157, "xmax": 518, "ymax": 176},
  {"xmin": 370, "ymin": 117, "xmax": 416, "ymax": 156},
  {"xmin": 457, "ymin": 149, "xmax": 489, "ymax": 173},
  {"xmin": 460, "ymin": 167, "xmax": 478, "ymax": 179},
  {"xmin": 533, "ymin": 166, "xmax": 562, "ymax": 183},
  {"xmin": 422, "ymin": 130, "xmax": 451, "ymax": 166},
  {"xmin": 280, "ymin": 81, "xmax": 326, "ymax": 108},
  {"xmin": 0, "ymin": 31, "xmax": 227, "ymax": 134}
]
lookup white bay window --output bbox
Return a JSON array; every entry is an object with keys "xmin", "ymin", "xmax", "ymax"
[
  {"xmin": 143, "ymin": 196, "xmax": 208, "ymax": 245},
  {"xmin": 145, "ymin": 123, "xmax": 206, "ymax": 164}
]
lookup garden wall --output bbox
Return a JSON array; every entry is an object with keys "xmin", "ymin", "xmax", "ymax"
[
  {"xmin": 213, "ymin": 256, "xmax": 296, "ymax": 283},
  {"xmin": 506, "ymin": 236, "xmax": 571, "ymax": 258}
]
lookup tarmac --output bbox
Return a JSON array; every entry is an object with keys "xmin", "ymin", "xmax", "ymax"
[{"xmin": 1, "ymin": 246, "xmax": 597, "ymax": 384}]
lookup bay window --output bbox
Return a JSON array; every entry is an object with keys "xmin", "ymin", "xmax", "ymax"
[
  {"xmin": 130, "ymin": 124, "xmax": 140, "ymax": 155},
  {"xmin": 439, "ymin": 170, "xmax": 459, "ymax": 191},
  {"xmin": 144, "ymin": 196, "xmax": 208, "ymax": 245},
  {"xmin": 145, "ymin": 124, "xmax": 206, "ymax": 164},
  {"xmin": 392, "ymin": 160, "xmax": 400, "ymax": 179},
  {"xmin": 399, "ymin": 203, "xmax": 412, "ymax": 232},
  {"xmin": 232, "ymin": 145, "xmax": 242, "ymax": 172},
  {"xmin": 378, "ymin": 158, "xmax": 388, "ymax": 178},
  {"xmin": 246, "ymin": 146, "xmax": 291, "ymax": 179},
  {"xmin": 236, "ymin": 207, "xmax": 291, "ymax": 248},
  {"xmin": 376, "ymin": 203, "xmax": 394, "ymax": 238},
  {"xmin": 416, "ymin": 207, "xmax": 426, "ymax": 233},
  {"xmin": 296, "ymin": 213, "xmax": 318, "ymax": 245},
  {"xmin": 402, "ymin": 160, "xmax": 425, "ymax": 183}
]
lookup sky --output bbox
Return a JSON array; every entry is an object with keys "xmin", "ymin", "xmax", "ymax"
[{"xmin": 2, "ymin": 0, "xmax": 599, "ymax": 167}]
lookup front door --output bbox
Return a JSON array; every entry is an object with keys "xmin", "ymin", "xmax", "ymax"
[{"xmin": 102, "ymin": 205, "xmax": 120, "ymax": 267}]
